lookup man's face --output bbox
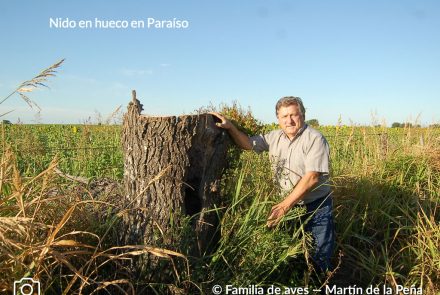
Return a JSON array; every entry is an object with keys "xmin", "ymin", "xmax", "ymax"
[{"xmin": 277, "ymin": 104, "xmax": 305, "ymax": 139}]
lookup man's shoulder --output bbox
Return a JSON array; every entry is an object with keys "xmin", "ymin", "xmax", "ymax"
[
  {"xmin": 251, "ymin": 129, "xmax": 284, "ymax": 147},
  {"xmin": 263, "ymin": 129, "xmax": 284, "ymax": 142},
  {"xmin": 264, "ymin": 129, "xmax": 284, "ymax": 136},
  {"xmin": 250, "ymin": 129, "xmax": 283, "ymax": 152},
  {"xmin": 303, "ymin": 125, "xmax": 328, "ymax": 141}
]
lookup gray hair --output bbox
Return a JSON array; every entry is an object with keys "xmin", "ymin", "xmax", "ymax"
[{"xmin": 275, "ymin": 96, "xmax": 306, "ymax": 118}]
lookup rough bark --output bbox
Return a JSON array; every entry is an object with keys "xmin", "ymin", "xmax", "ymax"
[{"xmin": 121, "ymin": 91, "xmax": 228, "ymax": 280}]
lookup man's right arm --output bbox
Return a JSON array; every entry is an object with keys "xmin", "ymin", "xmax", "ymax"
[{"xmin": 209, "ymin": 112, "xmax": 252, "ymax": 150}]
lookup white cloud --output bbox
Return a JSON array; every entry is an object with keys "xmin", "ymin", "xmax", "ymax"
[
  {"xmin": 62, "ymin": 74, "xmax": 98, "ymax": 85},
  {"xmin": 111, "ymin": 82, "xmax": 129, "ymax": 90},
  {"xmin": 121, "ymin": 69, "xmax": 153, "ymax": 77}
]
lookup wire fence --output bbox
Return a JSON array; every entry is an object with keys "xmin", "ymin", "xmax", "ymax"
[
  {"xmin": 3, "ymin": 130, "xmax": 436, "ymax": 154},
  {"xmin": 5, "ymin": 145, "xmax": 121, "ymax": 154},
  {"xmin": 3, "ymin": 126, "xmax": 438, "ymax": 180}
]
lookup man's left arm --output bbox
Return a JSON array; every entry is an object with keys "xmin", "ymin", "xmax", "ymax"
[{"xmin": 267, "ymin": 171, "xmax": 320, "ymax": 228}]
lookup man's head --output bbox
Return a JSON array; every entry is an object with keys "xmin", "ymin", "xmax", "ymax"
[{"xmin": 275, "ymin": 96, "xmax": 306, "ymax": 139}]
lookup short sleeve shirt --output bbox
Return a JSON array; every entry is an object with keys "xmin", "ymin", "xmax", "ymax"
[{"xmin": 250, "ymin": 124, "xmax": 331, "ymax": 204}]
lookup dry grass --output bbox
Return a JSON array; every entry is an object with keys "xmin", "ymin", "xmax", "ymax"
[
  {"xmin": 0, "ymin": 144, "xmax": 190, "ymax": 294},
  {"xmin": 0, "ymin": 59, "xmax": 65, "ymax": 112},
  {"xmin": 2, "ymin": 96, "xmax": 439, "ymax": 294}
]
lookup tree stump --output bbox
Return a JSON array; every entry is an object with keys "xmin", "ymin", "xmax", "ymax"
[{"xmin": 121, "ymin": 91, "xmax": 229, "ymax": 280}]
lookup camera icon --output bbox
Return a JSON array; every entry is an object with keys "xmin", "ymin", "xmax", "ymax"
[{"xmin": 13, "ymin": 277, "xmax": 40, "ymax": 295}]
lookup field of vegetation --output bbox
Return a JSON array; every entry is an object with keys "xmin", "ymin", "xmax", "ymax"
[{"xmin": 1, "ymin": 113, "xmax": 439, "ymax": 294}]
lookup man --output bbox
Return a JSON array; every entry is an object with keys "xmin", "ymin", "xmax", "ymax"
[{"xmin": 210, "ymin": 96, "xmax": 335, "ymax": 272}]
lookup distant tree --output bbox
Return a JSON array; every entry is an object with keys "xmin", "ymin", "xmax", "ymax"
[
  {"xmin": 1, "ymin": 120, "xmax": 12, "ymax": 124},
  {"xmin": 429, "ymin": 124, "xmax": 440, "ymax": 128},
  {"xmin": 306, "ymin": 119, "xmax": 319, "ymax": 127},
  {"xmin": 392, "ymin": 122, "xmax": 419, "ymax": 128}
]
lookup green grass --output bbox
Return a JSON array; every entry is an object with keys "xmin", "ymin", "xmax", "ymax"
[
  {"xmin": 1, "ymin": 123, "xmax": 439, "ymax": 294},
  {"xmin": 1, "ymin": 124, "xmax": 122, "ymax": 178}
]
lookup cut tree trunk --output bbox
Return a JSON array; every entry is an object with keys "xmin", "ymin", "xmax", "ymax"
[{"xmin": 121, "ymin": 91, "xmax": 229, "ymax": 280}]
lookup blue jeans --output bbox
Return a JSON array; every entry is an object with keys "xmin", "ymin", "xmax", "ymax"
[{"xmin": 303, "ymin": 194, "xmax": 335, "ymax": 272}]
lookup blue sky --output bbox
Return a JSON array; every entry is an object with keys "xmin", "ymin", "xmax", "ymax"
[{"xmin": 1, "ymin": 0, "xmax": 439, "ymax": 126}]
